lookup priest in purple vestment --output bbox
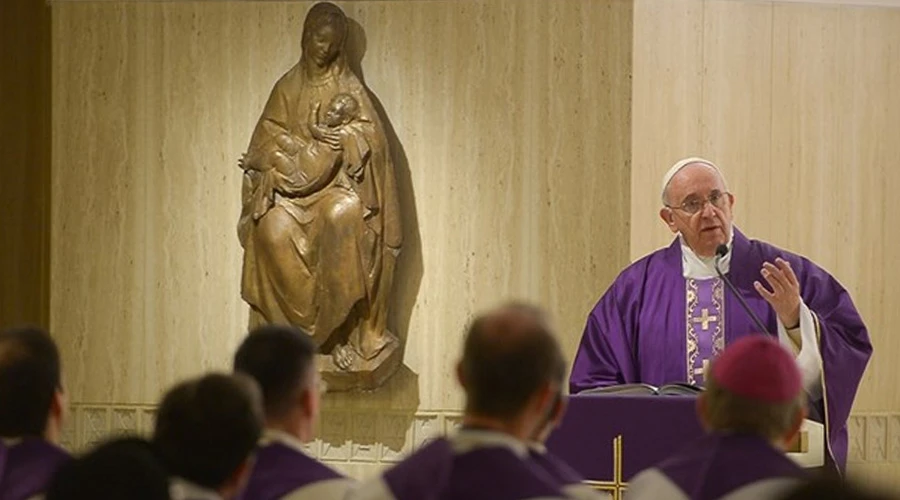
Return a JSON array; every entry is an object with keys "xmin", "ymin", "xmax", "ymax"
[
  {"xmin": 570, "ymin": 157, "xmax": 872, "ymax": 472},
  {"xmin": 45, "ymin": 437, "xmax": 170, "ymax": 500},
  {"xmin": 233, "ymin": 326, "xmax": 355, "ymax": 500},
  {"xmin": 0, "ymin": 327, "xmax": 70, "ymax": 500},
  {"xmin": 354, "ymin": 303, "xmax": 597, "ymax": 500},
  {"xmin": 626, "ymin": 336, "xmax": 809, "ymax": 500},
  {"xmin": 153, "ymin": 374, "xmax": 264, "ymax": 500}
]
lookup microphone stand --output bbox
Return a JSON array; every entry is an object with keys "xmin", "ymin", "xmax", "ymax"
[{"xmin": 714, "ymin": 245, "xmax": 772, "ymax": 336}]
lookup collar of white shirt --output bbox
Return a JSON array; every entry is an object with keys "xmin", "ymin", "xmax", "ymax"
[
  {"xmin": 449, "ymin": 428, "xmax": 530, "ymax": 458},
  {"xmin": 259, "ymin": 428, "xmax": 309, "ymax": 455},
  {"xmin": 679, "ymin": 229, "xmax": 734, "ymax": 279}
]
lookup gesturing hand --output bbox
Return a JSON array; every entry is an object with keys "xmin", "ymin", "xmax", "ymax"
[{"xmin": 753, "ymin": 258, "xmax": 801, "ymax": 329}]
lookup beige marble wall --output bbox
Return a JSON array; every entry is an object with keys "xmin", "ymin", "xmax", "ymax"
[
  {"xmin": 50, "ymin": 0, "xmax": 633, "ymax": 476},
  {"xmin": 632, "ymin": 0, "xmax": 900, "ymax": 487}
]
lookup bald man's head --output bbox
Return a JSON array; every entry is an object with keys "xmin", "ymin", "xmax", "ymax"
[{"xmin": 459, "ymin": 303, "xmax": 566, "ymax": 419}]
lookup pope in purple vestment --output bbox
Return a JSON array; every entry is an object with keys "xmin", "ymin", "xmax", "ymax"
[{"xmin": 570, "ymin": 157, "xmax": 872, "ymax": 472}]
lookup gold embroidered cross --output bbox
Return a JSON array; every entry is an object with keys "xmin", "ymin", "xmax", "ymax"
[
  {"xmin": 692, "ymin": 308, "xmax": 718, "ymax": 330},
  {"xmin": 693, "ymin": 358, "xmax": 710, "ymax": 377}
]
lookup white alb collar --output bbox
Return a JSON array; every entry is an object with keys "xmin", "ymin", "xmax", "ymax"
[
  {"xmin": 450, "ymin": 428, "xmax": 530, "ymax": 458},
  {"xmin": 679, "ymin": 229, "xmax": 733, "ymax": 279},
  {"xmin": 259, "ymin": 428, "xmax": 309, "ymax": 455}
]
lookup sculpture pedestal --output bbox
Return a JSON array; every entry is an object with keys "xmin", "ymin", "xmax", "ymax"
[{"xmin": 317, "ymin": 332, "xmax": 403, "ymax": 391}]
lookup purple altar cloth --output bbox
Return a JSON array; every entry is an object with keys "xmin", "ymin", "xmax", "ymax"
[{"xmin": 545, "ymin": 394, "xmax": 704, "ymax": 482}]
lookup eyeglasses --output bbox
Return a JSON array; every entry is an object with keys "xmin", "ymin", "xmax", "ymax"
[{"xmin": 666, "ymin": 191, "xmax": 730, "ymax": 215}]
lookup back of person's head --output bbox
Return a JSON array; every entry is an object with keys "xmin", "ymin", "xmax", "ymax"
[
  {"xmin": 0, "ymin": 327, "xmax": 63, "ymax": 438},
  {"xmin": 700, "ymin": 335, "xmax": 806, "ymax": 446},
  {"xmin": 45, "ymin": 436, "xmax": 170, "ymax": 500},
  {"xmin": 778, "ymin": 475, "xmax": 897, "ymax": 500},
  {"xmin": 459, "ymin": 302, "xmax": 566, "ymax": 421},
  {"xmin": 233, "ymin": 325, "xmax": 320, "ymax": 439},
  {"xmin": 152, "ymin": 373, "xmax": 263, "ymax": 494}
]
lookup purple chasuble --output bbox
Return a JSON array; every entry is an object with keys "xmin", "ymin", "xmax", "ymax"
[
  {"xmin": 570, "ymin": 228, "xmax": 872, "ymax": 471},
  {"xmin": 236, "ymin": 442, "xmax": 345, "ymax": 500},
  {"xmin": 648, "ymin": 433, "xmax": 806, "ymax": 500},
  {"xmin": 382, "ymin": 438, "xmax": 565, "ymax": 500},
  {"xmin": 0, "ymin": 439, "xmax": 70, "ymax": 500}
]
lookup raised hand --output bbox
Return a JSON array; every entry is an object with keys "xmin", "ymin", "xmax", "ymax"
[{"xmin": 753, "ymin": 258, "xmax": 801, "ymax": 329}]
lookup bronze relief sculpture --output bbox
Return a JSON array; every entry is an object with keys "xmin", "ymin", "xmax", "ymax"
[{"xmin": 238, "ymin": 2, "xmax": 402, "ymax": 391}]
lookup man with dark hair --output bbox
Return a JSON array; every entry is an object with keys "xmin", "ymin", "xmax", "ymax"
[
  {"xmin": 46, "ymin": 437, "xmax": 171, "ymax": 500},
  {"xmin": 0, "ymin": 327, "xmax": 70, "ymax": 500},
  {"xmin": 627, "ymin": 336, "xmax": 809, "ymax": 499},
  {"xmin": 153, "ymin": 373, "xmax": 264, "ymax": 500},
  {"xmin": 233, "ymin": 325, "xmax": 354, "ymax": 499},
  {"xmin": 355, "ymin": 303, "xmax": 583, "ymax": 499}
]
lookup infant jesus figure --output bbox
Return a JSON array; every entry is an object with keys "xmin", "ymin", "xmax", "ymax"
[{"xmin": 240, "ymin": 92, "xmax": 378, "ymax": 223}]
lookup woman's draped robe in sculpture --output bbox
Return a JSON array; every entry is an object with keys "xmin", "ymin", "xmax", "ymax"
[{"xmin": 238, "ymin": 61, "xmax": 401, "ymax": 360}]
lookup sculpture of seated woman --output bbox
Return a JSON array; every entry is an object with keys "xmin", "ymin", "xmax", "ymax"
[{"xmin": 237, "ymin": 2, "xmax": 403, "ymax": 390}]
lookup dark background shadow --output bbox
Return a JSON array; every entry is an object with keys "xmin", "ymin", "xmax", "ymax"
[
  {"xmin": 318, "ymin": 15, "xmax": 424, "ymax": 453},
  {"xmin": 346, "ymin": 17, "xmax": 423, "ymax": 377}
]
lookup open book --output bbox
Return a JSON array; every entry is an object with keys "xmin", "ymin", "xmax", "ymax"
[{"xmin": 577, "ymin": 382, "xmax": 703, "ymax": 396}]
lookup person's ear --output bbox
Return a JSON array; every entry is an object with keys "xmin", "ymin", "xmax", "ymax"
[
  {"xmin": 549, "ymin": 393, "xmax": 567, "ymax": 429},
  {"xmin": 51, "ymin": 389, "xmax": 65, "ymax": 421},
  {"xmin": 300, "ymin": 386, "xmax": 316, "ymax": 418},
  {"xmin": 44, "ymin": 389, "xmax": 66, "ymax": 443},
  {"xmin": 782, "ymin": 404, "xmax": 807, "ymax": 449},
  {"xmin": 660, "ymin": 207, "xmax": 678, "ymax": 233},
  {"xmin": 533, "ymin": 383, "xmax": 557, "ymax": 418},
  {"xmin": 456, "ymin": 361, "xmax": 467, "ymax": 390},
  {"xmin": 696, "ymin": 393, "xmax": 711, "ymax": 431}
]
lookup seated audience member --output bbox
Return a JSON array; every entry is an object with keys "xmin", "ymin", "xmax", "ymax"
[
  {"xmin": 153, "ymin": 373, "xmax": 264, "ymax": 500},
  {"xmin": 778, "ymin": 475, "xmax": 897, "ymax": 500},
  {"xmin": 0, "ymin": 327, "xmax": 69, "ymax": 500},
  {"xmin": 45, "ymin": 436, "xmax": 170, "ymax": 500},
  {"xmin": 626, "ymin": 336, "xmax": 808, "ymax": 500},
  {"xmin": 233, "ymin": 325, "xmax": 354, "ymax": 499},
  {"xmin": 509, "ymin": 304, "xmax": 609, "ymax": 500},
  {"xmin": 353, "ymin": 303, "xmax": 575, "ymax": 500}
]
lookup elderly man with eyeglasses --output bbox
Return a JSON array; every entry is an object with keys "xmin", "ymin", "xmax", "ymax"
[{"xmin": 570, "ymin": 157, "xmax": 871, "ymax": 474}]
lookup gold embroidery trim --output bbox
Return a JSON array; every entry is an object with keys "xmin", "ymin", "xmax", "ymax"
[
  {"xmin": 686, "ymin": 279, "xmax": 699, "ymax": 384},
  {"xmin": 711, "ymin": 278, "xmax": 726, "ymax": 356}
]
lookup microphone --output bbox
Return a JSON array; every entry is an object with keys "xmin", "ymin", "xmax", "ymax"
[{"xmin": 714, "ymin": 244, "xmax": 772, "ymax": 336}]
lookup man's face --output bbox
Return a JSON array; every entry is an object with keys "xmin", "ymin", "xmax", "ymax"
[{"xmin": 660, "ymin": 163, "xmax": 734, "ymax": 258}]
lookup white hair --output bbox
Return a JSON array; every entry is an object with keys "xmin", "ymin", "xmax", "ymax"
[{"xmin": 661, "ymin": 157, "xmax": 729, "ymax": 205}]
